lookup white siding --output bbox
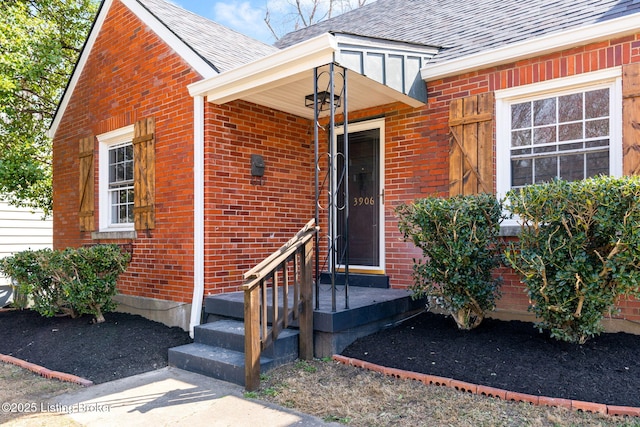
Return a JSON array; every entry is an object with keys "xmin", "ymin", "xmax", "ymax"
[{"xmin": 0, "ymin": 200, "xmax": 52, "ymax": 285}]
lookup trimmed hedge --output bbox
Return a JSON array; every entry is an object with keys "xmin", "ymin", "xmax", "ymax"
[
  {"xmin": 397, "ymin": 193, "xmax": 505, "ymax": 330},
  {"xmin": 0, "ymin": 245, "xmax": 130, "ymax": 323},
  {"xmin": 505, "ymin": 176, "xmax": 640, "ymax": 344}
]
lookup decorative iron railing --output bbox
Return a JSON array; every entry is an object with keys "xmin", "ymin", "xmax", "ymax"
[{"xmin": 241, "ymin": 219, "xmax": 317, "ymax": 391}]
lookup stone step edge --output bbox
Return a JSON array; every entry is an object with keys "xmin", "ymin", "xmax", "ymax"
[
  {"xmin": 332, "ymin": 354, "xmax": 640, "ymax": 418},
  {"xmin": 0, "ymin": 353, "xmax": 94, "ymax": 387}
]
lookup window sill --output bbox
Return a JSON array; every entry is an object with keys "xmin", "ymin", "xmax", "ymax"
[
  {"xmin": 499, "ymin": 224, "xmax": 521, "ymax": 237},
  {"xmin": 91, "ymin": 230, "xmax": 137, "ymax": 240}
]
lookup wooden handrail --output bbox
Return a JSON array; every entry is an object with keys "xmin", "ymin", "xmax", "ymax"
[
  {"xmin": 243, "ymin": 220, "xmax": 317, "ymax": 391},
  {"xmin": 243, "ymin": 218, "xmax": 316, "ymax": 283}
]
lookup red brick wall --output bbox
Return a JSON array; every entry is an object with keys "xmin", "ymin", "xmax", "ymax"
[
  {"xmin": 52, "ymin": 0, "xmax": 199, "ymax": 303},
  {"xmin": 317, "ymin": 32, "xmax": 640, "ymax": 322},
  {"xmin": 395, "ymin": 32, "xmax": 640, "ymax": 319},
  {"xmin": 201, "ymin": 101, "xmax": 314, "ymax": 295},
  {"xmin": 52, "ymin": 0, "xmax": 640, "ymax": 324}
]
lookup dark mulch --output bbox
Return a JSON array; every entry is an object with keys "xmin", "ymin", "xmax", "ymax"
[
  {"xmin": 2, "ymin": 308, "xmax": 639, "ymax": 408},
  {"xmin": 0, "ymin": 309, "xmax": 192, "ymax": 384},
  {"xmin": 342, "ymin": 311, "xmax": 640, "ymax": 408}
]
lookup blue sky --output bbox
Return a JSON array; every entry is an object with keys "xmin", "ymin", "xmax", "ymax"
[
  {"xmin": 171, "ymin": 1, "xmax": 368, "ymax": 45},
  {"xmin": 172, "ymin": 1, "xmax": 285, "ymax": 44}
]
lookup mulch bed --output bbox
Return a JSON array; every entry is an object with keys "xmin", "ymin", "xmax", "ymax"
[
  {"xmin": 342, "ymin": 311, "xmax": 640, "ymax": 408},
  {"xmin": 2, "ymin": 307, "xmax": 639, "ymax": 408},
  {"xmin": 0, "ymin": 309, "xmax": 191, "ymax": 384}
]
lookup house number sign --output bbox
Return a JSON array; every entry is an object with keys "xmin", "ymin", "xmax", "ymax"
[{"xmin": 353, "ymin": 196, "xmax": 375, "ymax": 206}]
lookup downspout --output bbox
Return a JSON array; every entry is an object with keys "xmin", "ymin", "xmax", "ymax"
[{"xmin": 189, "ymin": 94, "xmax": 205, "ymax": 338}]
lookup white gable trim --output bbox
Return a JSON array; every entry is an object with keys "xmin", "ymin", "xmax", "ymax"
[
  {"xmin": 421, "ymin": 13, "xmax": 639, "ymax": 82},
  {"xmin": 188, "ymin": 33, "xmax": 338, "ymax": 101},
  {"xmin": 48, "ymin": 0, "xmax": 217, "ymax": 138}
]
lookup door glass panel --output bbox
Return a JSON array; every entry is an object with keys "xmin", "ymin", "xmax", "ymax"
[{"xmin": 337, "ymin": 128, "xmax": 380, "ymax": 267}]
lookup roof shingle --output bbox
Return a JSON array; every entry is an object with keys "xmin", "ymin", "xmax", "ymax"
[
  {"xmin": 276, "ymin": 0, "xmax": 640, "ymax": 64},
  {"xmin": 137, "ymin": 0, "xmax": 277, "ymax": 73}
]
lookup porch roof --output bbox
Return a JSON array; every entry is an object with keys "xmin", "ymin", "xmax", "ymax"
[{"xmin": 187, "ymin": 34, "xmax": 426, "ymax": 120}]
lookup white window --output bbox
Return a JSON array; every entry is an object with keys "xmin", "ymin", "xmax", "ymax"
[
  {"xmin": 97, "ymin": 125, "xmax": 135, "ymax": 231},
  {"xmin": 496, "ymin": 68, "xmax": 623, "ymax": 202}
]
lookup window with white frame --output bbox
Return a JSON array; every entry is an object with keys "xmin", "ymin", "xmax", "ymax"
[
  {"xmin": 108, "ymin": 142, "xmax": 134, "ymax": 224},
  {"xmin": 496, "ymin": 68, "xmax": 623, "ymax": 201},
  {"xmin": 97, "ymin": 125, "xmax": 135, "ymax": 231}
]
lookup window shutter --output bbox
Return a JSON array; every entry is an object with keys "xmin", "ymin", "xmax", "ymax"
[
  {"xmin": 133, "ymin": 117, "xmax": 156, "ymax": 230},
  {"xmin": 623, "ymin": 63, "xmax": 640, "ymax": 176},
  {"xmin": 448, "ymin": 92, "xmax": 494, "ymax": 196},
  {"xmin": 78, "ymin": 136, "xmax": 95, "ymax": 232}
]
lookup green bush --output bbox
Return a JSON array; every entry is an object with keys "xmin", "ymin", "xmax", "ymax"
[
  {"xmin": 505, "ymin": 176, "xmax": 640, "ymax": 344},
  {"xmin": 396, "ymin": 193, "xmax": 505, "ymax": 330},
  {"xmin": 1, "ymin": 249, "xmax": 70, "ymax": 315},
  {"xmin": 0, "ymin": 245, "xmax": 131, "ymax": 323}
]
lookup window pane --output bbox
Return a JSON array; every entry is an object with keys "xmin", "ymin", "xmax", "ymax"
[
  {"xmin": 512, "ymin": 148, "xmax": 531, "ymax": 156},
  {"xmin": 533, "ymin": 126, "xmax": 556, "ymax": 144},
  {"xmin": 511, "ymin": 159, "xmax": 532, "ymax": 187},
  {"xmin": 586, "ymin": 139, "xmax": 608, "ymax": 149},
  {"xmin": 585, "ymin": 88, "xmax": 609, "ymax": 119},
  {"xmin": 533, "ymin": 145, "xmax": 555, "ymax": 154},
  {"xmin": 558, "ymin": 93, "xmax": 583, "ymax": 122},
  {"xmin": 559, "ymin": 122, "xmax": 582, "ymax": 141},
  {"xmin": 586, "ymin": 151, "xmax": 609, "ymax": 177},
  {"xmin": 511, "ymin": 129, "xmax": 531, "ymax": 147},
  {"xmin": 533, "ymin": 98, "xmax": 556, "ymax": 126},
  {"xmin": 559, "ymin": 142, "xmax": 583, "ymax": 151},
  {"xmin": 585, "ymin": 119, "xmax": 609, "ymax": 138},
  {"xmin": 511, "ymin": 102, "xmax": 531, "ymax": 129},
  {"xmin": 560, "ymin": 154, "xmax": 584, "ymax": 181},
  {"xmin": 534, "ymin": 157, "xmax": 557, "ymax": 183},
  {"xmin": 107, "ymin": 142, "xmax": 134, "ymax": 226}
]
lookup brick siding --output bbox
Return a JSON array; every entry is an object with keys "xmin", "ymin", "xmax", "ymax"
[{"xmin": 52, "ymin": 0, "xmax": 640, "ymax": 322}]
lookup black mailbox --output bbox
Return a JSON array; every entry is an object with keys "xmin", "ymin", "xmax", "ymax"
[{"xmin": 251, "ymin": 154, "xmax": 265, "ymax": 177}]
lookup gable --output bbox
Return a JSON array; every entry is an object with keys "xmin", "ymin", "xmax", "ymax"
[{"xmin": 49, "ymin": 0, "xmax": 276, "ymax": 139}]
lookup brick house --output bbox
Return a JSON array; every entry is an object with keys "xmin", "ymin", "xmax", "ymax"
[{"xmin": 50, "ymin": 0, "xmax": 640, "ymax": 338}]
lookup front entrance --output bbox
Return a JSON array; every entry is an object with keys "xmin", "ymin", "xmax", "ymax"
[{"xmin": 336, "ymin": 119, "xmax": 384, "ymax": 272}]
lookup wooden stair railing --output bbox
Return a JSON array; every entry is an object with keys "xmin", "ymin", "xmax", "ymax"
[{"xmin": 242, "ymin": 219, "xmax": 317, "ymax": 391}]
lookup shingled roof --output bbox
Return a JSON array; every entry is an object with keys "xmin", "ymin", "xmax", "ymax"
[
  {"xmin": 276, "ymin": 0, "xmax": 640, "ymax": 64},
  {"xmin": 137, "ymin": 0, "xmax": 277, "ymax": 73}
]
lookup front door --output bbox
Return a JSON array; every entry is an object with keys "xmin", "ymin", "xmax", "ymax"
[{"xmin": 336, "ymin": 121, "xmax": 384, "ymax": 271}]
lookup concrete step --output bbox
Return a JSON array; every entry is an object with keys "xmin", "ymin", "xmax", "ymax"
[
  {"xmin": 168, "ymin": 343, "xmax": 274, "ymax": 386},
  {"xmin": 194, "ymin": 319, "xmax": 299, "ymax": 361}
]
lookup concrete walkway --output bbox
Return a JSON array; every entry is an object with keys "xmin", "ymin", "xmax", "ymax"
[{"xmin": 45, "ymin": 367, "xmax": 339, "ymax": 427}]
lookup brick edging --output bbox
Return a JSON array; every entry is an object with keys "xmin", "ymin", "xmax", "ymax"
[
  {"xmin": 0, "ymin": 353, "xmax": 93, "ymax": 387},
  {"xmin": 332, "ymin": 354, "xmax": 640, "ymax": 417}
]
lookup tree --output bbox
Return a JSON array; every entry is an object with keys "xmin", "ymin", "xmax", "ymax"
[
  {"xmin": 265, "ymin": 0, "xmax": 368, "ymax": 41},
  {"xmin": 0, "ymin": 0, "xmax": 98, "ymax": 216}
]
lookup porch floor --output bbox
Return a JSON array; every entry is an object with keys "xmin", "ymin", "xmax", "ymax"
[{"xmin": 204, "ymin": 286, "xmax": 426, "ymax": 357}]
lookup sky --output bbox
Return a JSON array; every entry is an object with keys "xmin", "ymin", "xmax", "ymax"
[
  {"xmin": 173, "ymin": 1, "xmax": 275, "ymax": 44},
  {"xmin": 171, "ymin": 0, "xmax": 369, "ymax": 45}
]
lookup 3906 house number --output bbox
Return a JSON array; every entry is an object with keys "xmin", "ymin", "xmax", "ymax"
[{"xmin": 353, "ymin": 197, "xmax": 375, "ymax": 206}]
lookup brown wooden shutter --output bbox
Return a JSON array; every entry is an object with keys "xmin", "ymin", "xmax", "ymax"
[
  {"xmin": 133, "ymin": 117, "xmax": 156, "ymax": 230},
  {"xmin": 78, "ymin": 136, "xmax": 95, "ymax": 232},
  {"xmin": 448, "ymin": 92, "xmax": 494, "ymax": 196},
  {"xmin": 623, "ymin": 63, "xmax": 640, "ymax": 176}
]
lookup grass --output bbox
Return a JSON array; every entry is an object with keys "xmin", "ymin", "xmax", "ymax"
[
  {"xmin": 0, "ymin": 363, "xmax": 80, "ymax": 426},
  {"xmin": 252, "ymin": 358, "xmax": 640, "ymax": 427},
  {"xmin": 3, "ymin": 356, "xmax": 640, "ymax": 426}
]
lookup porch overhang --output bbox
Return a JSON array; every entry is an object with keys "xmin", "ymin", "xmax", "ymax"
[{"xmin": 188, "ymin": 33, "xmax": 425, "ymax": 120}]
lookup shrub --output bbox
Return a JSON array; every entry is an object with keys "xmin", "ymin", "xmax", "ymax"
[
  {"xmin": 396, "ymin": 193, "xmax": 505, "ymax": 330},
  {"xmin": 1, "ymin": 249, "xmax": 71, "ymax": 315},
  {"xmin": 505, "ymin": 176, "xmax": 640, "ymax": 344},
  {"xmin": 0, "ymin": 245, "xmax": 131, "ymax": 323}
]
